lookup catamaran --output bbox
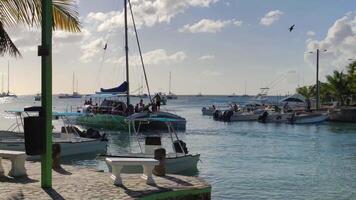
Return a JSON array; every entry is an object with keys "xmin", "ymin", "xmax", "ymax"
[{"xmin": 71, "ymin": 0, "xmax": 185, "ymax": 131}]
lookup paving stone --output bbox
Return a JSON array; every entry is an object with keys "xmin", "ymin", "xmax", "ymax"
[{"xmin": 0, "ymin": 160, "xmax": 210, "ymax": 200}]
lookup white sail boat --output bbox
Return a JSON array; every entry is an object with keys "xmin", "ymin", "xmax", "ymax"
[
  {"xmin": 167, "ymin": 71, "xmax": 178, "ymax": 99},
  {"xmin": 58, "ymin": 72, "xmax": 82, "ymax": 98},
  {"xmin": 0, "ymin": 61, "xmax": 17, "ymax": 98}
]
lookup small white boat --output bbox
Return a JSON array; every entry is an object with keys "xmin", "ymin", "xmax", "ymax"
[
  {"xmin": 230, "ymin": 111, "xmax": 260, "ymax": 121},
  {"xmin": 258, "ymin": 111, "xmax": 293, "ymax": 123},
  {"xmin": 104, "ymin": 118, "xmax": 200, "ymax": 174},
  {"xmin": 0, "ymin": 109, "xmax": 108, "ymax": 159},
  {"xmin": 202, "ymin": 106, "xmax": 216, "ymax": 116},
  {"xmin": 289, "ymin": 112, "xmax": 329, "ymax": 124}
]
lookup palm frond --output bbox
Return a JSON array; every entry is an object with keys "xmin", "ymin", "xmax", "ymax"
[
  {"xmin": 0, "ymin": 0, "xmax": 80, "ymax": 32},
  {"xmin": 0, "ymin": 22, "xmax": 21, "ymax": 57}
]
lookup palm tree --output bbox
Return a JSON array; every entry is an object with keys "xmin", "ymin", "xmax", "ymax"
[
  {"xmin": 346, "ymin": 61, "xmax": 356, "ymax": 104},
  {"xmin": 326, "ymin": 70, "xmax": 350, "ymax": 106},
  {"xmin": 296, "ymin": 85, "xmax": 313, "ymax": 99},
  {"xmin": 0, "ymin": 0, "xmax": 80, "ymax": 57}
]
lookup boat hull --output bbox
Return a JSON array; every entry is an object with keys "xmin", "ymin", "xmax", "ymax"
[
  {"xmin": 106, "ymin": 154, "xmax": 200, "ymax": 174},
  {"xmin": 74, "ymin": 114, "xmax": 128, "ymax": 130},
  {"xmin": 291, "ymin": 113, "xmax": 329, "ymax": 124},
  {"xmin": 0, "ymin": 138, "xmax": 107, "ymax": 159},
  {"xmin": 230, "ymin": 113, "xmax": 259, "ymax": 121}
]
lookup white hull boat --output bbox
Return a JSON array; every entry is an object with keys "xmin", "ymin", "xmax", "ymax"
[
  {"xmin": 106, "ymin": 153, "xmax": 200, "ymax": 174},
  {"xmin": 289, "ymin": 112, "xmax": 329, "ymax": 124},
  {"xmin": 103, "ymin": 118, "xmax": 200, "ymax": 174},
  {"xmin": 202, "ymin": 107, "xmax": 215, "ymax": 116},
  {"xmin": 0, "ymin": 133, "xmax": 107, "ymax": 159},
  {"xmin": 0, "ymin": 109, "xmax": 108, "ymax": 159},
  {"xmin": 230, "ymin": 112, "xmax": 260, "ymax": 121},
  {"xmin": 258, "ymin": 112, "xmax": 293, "ymax": 123}
]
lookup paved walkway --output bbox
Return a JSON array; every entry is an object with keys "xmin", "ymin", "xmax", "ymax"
[{"xmin": 0, "ymin": 160, "xmax": 210, "ymax": 200}]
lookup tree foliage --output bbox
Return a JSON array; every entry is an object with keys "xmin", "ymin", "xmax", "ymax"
[{"xmin": 0, "ymin": 0, "xmax": 80, "ymax": 57}]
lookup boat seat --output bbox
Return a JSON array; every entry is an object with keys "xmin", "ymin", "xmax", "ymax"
[
  {"xmin": 105, "ymin": 157, "xmax": 159, "ymax": 185},
  {"xmin": 0, "ymin": 150, "xmax": 27, "ymax": 177}
]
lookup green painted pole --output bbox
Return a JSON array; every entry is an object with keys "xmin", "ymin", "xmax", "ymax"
[
  {"xmin": 41, "ymin": 0, "xmax": 53, "ymax": 188},
  {"xmin": 316, "ymin": 49, "xmax": 320, "ymax": 110}
]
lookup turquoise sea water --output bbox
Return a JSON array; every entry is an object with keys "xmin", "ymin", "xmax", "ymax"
[{"xmin": 1, "ymin": 96, "xmax": 356, "ymax": 199}]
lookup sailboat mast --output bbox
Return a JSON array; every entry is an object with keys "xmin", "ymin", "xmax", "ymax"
[
  {"xmin": 72, "ymin": 72, "xmax": 75, "ymax": 94},
  {"xmin": 169, "ymin": 71, "xmax": 171, "ymax": 94},
  {"xmin": 124, "ymin": 0, "xmax": 130, "ymax": 105},
  {"xmin": 244, "ymin": 80, "xmax": 247, "ymax": 96},
  {"xmin": 7, "ymin": 61, "xmax": 9, "ymax": 94},
  {"xmin": 1, "ymin": 73, "xmax": 3, "ymax": 94}
]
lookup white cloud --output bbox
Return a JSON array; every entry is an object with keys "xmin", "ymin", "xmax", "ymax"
[
  {"xmin": 9, "ymin": 26, "xmax": 89, "ymax": 53},
  {"xmin": 305, "ymin": 12, "xmax": 356, "ymax": 75},
  {"xmin": 198, "ymin": 55, "xmax": 215, "ymax": 60},
  {"xmin": 79, "ymin": 38, "xmax": 106, "ymax": 63},
  {"xmin": 86, "ymin": 0, "xmax": 219, "ymax": 32},
  {"xmin": 179, "ymin": 19, "xmax": 242, "ymax": 33},
  {"xmin": 260, "ymin": 10, "xmax": 283, "ymax": 26},
  {"xmin": 110, "ymin": 49, "xmax": 186, "ymax": 66},
  {"xmin": 306, "ymin": 31, "xmax": 316, "ymax": 37}
]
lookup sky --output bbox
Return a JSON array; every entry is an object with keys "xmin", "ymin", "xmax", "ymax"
[{"xmin": 2, "ymin": 0, "xmax": 356, "ymax": 95}]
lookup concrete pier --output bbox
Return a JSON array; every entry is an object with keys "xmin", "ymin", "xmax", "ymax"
[
  {"xmin": 0, "ymin": 160, "xmax": 211, "ymax": 200},
  {"xmin": 329, "ymin": 107, "xmax": 356, "ymax": 123}
]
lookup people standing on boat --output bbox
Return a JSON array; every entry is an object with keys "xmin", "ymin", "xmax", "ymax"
[
  {"xmin": 139, "ymin": 99, "xmax": 145, "ymax": 110},
  {"xmin": 154, "ymin": 94, "xmax": 161, "ymax": 111},
  {"xmin": 135, "ymin": 104, "xmax": 139, "ymax": 113}
]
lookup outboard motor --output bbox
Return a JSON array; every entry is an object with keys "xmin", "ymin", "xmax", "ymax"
[
  {"xmin": 86, "ymin": 128, "xmax": 101, "ymax": 138},
  {"xmin": 213, "ymin": 110, "xmax": 222, "ymax": 121},
  {"xmin": 258, "ymin": 111, "xmax": 269, "ymax": 123},
  {"xmin": 173, "ymin": 140, "xmax": 188, "ymax": 154},
  {"xmin": 223, "ymin": 110, "xmax": 234, "ymax": 122}
]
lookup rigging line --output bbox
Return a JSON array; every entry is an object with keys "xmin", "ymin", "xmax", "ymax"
[
  {"xmin": 128, "ymin": 0, "xmax": 153, "ymax": 104},
  {"xmin": 95, "ymin": 39, "xmax": 109, "ymax": 91}
]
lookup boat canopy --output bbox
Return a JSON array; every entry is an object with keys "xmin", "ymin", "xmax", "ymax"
[
  {"xmin": 280, "ymin": 94, "xmax": 306, "ymax": 103},
  {"xmin": 98, "ymin": 81, "xmax": 128, "ymax": 94},
  {"xmin": 127, "ymin": 117, "xmax": 184, "ymax": 123},
  {"xmin": 6, "ymin": 109, "xmax": 84, "ymax": 117},
  {"xmin": 87, "ymin": 93, "xmax": 126, "ymax": 99}
]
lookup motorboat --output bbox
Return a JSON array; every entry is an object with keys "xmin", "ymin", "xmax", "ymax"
[
  {"xmin": 0, "ymin": 109, "xmax": 108, "ymax": 159},
  {"xmin": 103, "ymin": 117, "xmax": 199, "ymax": 174},
  {"xmin": 202, "ymin": 106, "xmax": 216, "ymax": 116},
  {"xmin": 279, "ymin": 94, "xmax": 307, "ymax": 111},
  {"xmin": 258, "ymin": 111, "xmax": 293, "ymax": 123},
  {"xmin": 229, "ymin": 111, "xmax": 261, "ymax": 121},
  {"xmin": 288, "ymin": 112, "xmax": 329, "ymax": 124}
]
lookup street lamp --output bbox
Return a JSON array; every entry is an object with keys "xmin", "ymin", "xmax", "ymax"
[{"xmin": 308, "ymin": 49, "xmax": 327, "ymax": 110}]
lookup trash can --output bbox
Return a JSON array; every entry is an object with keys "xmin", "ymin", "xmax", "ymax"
[{"xmin": 24, "ymin": 107, "xmax": 45, "ymax": 155}]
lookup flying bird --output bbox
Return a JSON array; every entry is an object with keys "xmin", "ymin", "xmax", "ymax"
[{"xmin": 289, "ymin": 25, "xmax": 295, "ymax": 32}]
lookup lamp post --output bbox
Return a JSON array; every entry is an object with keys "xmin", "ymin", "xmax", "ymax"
[
  {"xmin": 40, "ymin": 0, "xmax": 53, "ymax": 188},
  {"xmin": 309, "ymin": 49, "xmax": 327, "ymax": 110}
]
